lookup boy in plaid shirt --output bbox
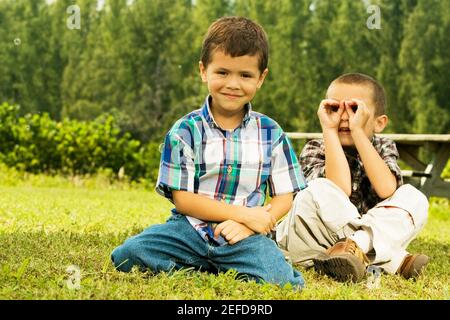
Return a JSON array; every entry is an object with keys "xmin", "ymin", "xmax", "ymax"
[
  {"xmin": 277, "ymin": 73, "xmax": 429, "ymax": 283},
  {"xmin": 112, "ymin": 17, "xmax": 307, "ymax": 289}
]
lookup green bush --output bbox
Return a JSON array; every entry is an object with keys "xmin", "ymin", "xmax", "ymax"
[{"xmin": 0, "ymin": 103, "xmax": 161, "ymax": 183}]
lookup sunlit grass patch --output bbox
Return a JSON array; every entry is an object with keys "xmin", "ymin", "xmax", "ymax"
[{"xmin": 0, "ymin": 172, "xmax": 448, "ymax": 299}]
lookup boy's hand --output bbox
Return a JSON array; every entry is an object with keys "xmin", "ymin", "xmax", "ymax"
[
  {"xmin": 213, "ymin": 220, "xmax": 255, "ymax": 245},
  {"xmin": 317, "ymin": 99, "xmax": 344, "ymax": 131},
  {"xmin": 240, "ymin": 204, "xmax": 275, "ymax": 235},
  {"xmin": 345, "ymin": 99, "xmax": 371, "ymax": 132}
]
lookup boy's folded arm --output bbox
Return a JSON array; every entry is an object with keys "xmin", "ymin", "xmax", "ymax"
[
  {"xmin": 323, "ymin": 129, "xmax": 352, "ymax": 196},
  {"xmin": 266, "ymin": 193, "xmax": 294, "ymax": 221},
  {"xmin": 173, "ymin": 190, "xmax": 244, "ymax": 222},
  {"xmin": 172, "ymin": 190, "xmax": 275, "ymax": 234},
  {"xmin": 351, "ymin": 129, "xmax": 397, "ymax": 198}
]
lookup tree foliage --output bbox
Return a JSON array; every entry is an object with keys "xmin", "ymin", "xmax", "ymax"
[{"xmin": 0, "ymin": 0, "xmax": 448, "ymax": 140}]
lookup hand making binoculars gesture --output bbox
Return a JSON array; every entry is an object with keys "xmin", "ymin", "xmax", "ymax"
[{"xmin": 317, "ymin": 99, "xmax": 372, "ymax": 133}]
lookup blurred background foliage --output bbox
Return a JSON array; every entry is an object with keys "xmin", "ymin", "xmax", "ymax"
[{"xmin": 0, "ymin": 0, "xmax": 448, "ymax": 180}]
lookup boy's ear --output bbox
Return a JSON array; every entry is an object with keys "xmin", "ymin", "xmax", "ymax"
[
  {"xmin": 199, "ymin": 61, "xmax": 207, "ymax": 82},
  {"xmin": 257, "ymin": 68, "xmax": 269, "ymax": 89},
  {"xmin": 374, "ymin": 115, "xmax": 388, "ymax": 133}
]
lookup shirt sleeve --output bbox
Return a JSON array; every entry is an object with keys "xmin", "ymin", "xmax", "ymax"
[
  {"xmin": 268, "ymin": 132, "xmax": 307, "ymax": 196},
  {"xmin": 299, "ymin": 139, "xmax": 326, "ymax": 182},
  {"xmin": 379, "ymin": 139, "xmax": 403, "ymax": 187},
  {"xmin": 155, "ymin": 128, "xmax": 196, "ymax": 202}
]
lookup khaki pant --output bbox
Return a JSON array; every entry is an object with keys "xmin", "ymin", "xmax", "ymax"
[{"xmin": 276, "ymin": 178, "xmax": 428, "ymax": 274}]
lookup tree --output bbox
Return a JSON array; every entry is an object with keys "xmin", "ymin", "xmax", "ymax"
[
  {"xmin": 1, "ymin": 0, "xmax": 447, "ymax": 139},
  {"xmin": 60, "ymin": 0, "xmax": 103, "ymax": 121},
  {"xmin": 399, "ymin": 0, "xmax": 450, "ymax": 133},
  {"xmin": 0, "ymin": 0, "xmax": 66, "ymax": 117},
  {"xmin": 372, "ymin": 0, "xmax": 419, "ymax": 132}
]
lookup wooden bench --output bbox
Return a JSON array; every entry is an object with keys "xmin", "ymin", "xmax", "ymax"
[{"xmin": 286, "ymin": 133, "xmax": 450, "ymax": 199}]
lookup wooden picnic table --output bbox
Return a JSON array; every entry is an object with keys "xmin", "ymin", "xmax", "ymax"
[{"xmin": 286, "ymin": 133, "xmax": 450, "ymax": 199}]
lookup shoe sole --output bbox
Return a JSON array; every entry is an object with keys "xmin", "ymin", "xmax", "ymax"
[{"xmin": 313, "ymin": 254, "xmax": 366, "ymax": 283}]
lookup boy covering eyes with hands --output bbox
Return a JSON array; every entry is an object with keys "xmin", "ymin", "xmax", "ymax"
[{"xmin": 277, "ymin": 73, "xmax": 429, "ymax": 283}]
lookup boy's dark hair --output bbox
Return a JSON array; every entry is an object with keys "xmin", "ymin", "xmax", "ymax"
[
  {"xmin": 200, "ymin": 16, "xmax": 269, "ymax": 73},
  {"xmin": 332, "ymin": 73, "xmax": 387, "ymax": 116}
]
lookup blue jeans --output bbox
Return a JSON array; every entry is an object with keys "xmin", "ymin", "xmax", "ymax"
[{"xmin": 111, "ymin": 213, "xmax": 305, "ymax": 289}]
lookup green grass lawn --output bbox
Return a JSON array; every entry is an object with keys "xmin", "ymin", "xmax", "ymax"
[{"xmin": 0, "ymin": 172, "xmax": 449, "ymax": 299}]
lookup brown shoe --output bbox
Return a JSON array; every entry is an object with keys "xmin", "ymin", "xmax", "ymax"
[
  {"xmin": 313, "ymin": 238, "xmax": 369, "ymax": 283},
  {"xmin": 397, "ymin": 254, "xmax": 429, "ymax": 279}
]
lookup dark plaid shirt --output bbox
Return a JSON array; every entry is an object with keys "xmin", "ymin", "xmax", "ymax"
[{"xmin": 299, "ymin": 136, "xmax": 403, "ymax": 215}]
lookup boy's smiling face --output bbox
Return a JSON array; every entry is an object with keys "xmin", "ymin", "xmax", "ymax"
[
  {"xmin": 326, "ymin": 82, "xmax": 387, "ymax": 147},
  {"xmin": 199, "ymin": 50, "xmax": 268, "ymax": 125}
]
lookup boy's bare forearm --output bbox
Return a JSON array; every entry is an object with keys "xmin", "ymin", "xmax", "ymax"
[
  {"xmin": 173, "ymin": 190, "xmax": 277, "ymax": 235},
  {"xmin": 267, "ymin": 193, "xmax": 294, "ymax": 221},
  {"xmin": 351, "ymin": 129, "xmax": 397, "ymax": 198},
  {"xmin": 323, "ymin": 130, "xmax": 352, "ymax": 196},
  {"xmin": 173, "ymin": 190, "xmax": 247, "ymax": 223}
]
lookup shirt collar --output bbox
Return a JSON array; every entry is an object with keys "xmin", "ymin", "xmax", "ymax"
[{"xmin": 201, "ymin": 95, "xmax": 253, "ymax": 129}]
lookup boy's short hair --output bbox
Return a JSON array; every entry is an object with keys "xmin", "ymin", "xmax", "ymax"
[
  {"xmin": 200, "ymin": 16, "xmax": 269, "ymax": 73},
  {"xmin": 331, "ymin": 73, "xmax": 387, "ymax": 116}
]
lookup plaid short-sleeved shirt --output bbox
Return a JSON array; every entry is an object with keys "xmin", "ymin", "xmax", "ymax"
[
  {"xmin": 299, "ymin": 137, "xmax": 403, "ymax": 215},
  {"xmin": 156, "ymin": 96, "xmax": 307, "ymax": 245}
]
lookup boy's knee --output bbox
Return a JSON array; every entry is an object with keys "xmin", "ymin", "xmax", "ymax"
[
  {"xmin": 111, "ymin": 240, "xmax": 142, "ymax": 272},
  {"xmin": 262, "ymin": 263, "xmax": 305, "ymax": 290},
  {"xmin": 307, "ymin": 178, "xmax": 339, "ymax": 191},
  {"xmin": 255, "ymin": 238, "xmax": 305, "ymax": 289},
  {"xmin": 397, "ymin": 184, "xmax": 428, "ymax": 203},
  {"xmin": 394, "ymin": 184, "xmax": 429, "ymax": 227},
  {"xmin": 301, "ymin": 178, "xmax": 349, "ymax": 202},
  {"xmin": 111, "ymin": 237, "xmax": 179, "ymax": 274}
]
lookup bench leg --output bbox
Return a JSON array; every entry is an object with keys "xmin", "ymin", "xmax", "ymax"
[{"xmin": 420, "ymin": 143, "xmax": 450, "ymax": 198}]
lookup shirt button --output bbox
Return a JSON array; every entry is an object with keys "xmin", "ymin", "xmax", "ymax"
[{"xmin": 227, "ymin": 165, "xmax": 232, "ymax": 174}]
